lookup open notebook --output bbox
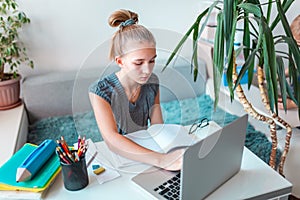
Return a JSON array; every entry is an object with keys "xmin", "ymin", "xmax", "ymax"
[{"xmin": 110, "ymin": 121, "xmax": 221, "ymax": 168}]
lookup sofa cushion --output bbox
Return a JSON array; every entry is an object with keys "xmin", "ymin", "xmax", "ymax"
[{"xmin": 22, "ymin": 69, "xmax": 100, "ymax": 124}]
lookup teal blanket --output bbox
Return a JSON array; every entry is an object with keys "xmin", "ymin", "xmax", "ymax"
[{"xmin": 27, "ymin": 94, "xmax": 281, "ymax": 166}]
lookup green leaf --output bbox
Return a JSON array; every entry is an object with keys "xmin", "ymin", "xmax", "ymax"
[
  {"xmin": 11, "ymin": 2, "xmax": 17, "ymax": 10},
  {"xmin": 225, "ymin": 10, "xmax": 238, "ymax": 100},
  {"xmin": 276, "ymin": 1, "xmax": 293, "ymax": 38},
  {"xmin": 223, "ymin": 0, "xmax": 236, "ymax": 54},
  {"xmin": 6, "ymin": 47, "xmax": 11, "ymax": 56},
  {"xmin": 276, "ymin": 56, "xmax": 287, "ymax": 112},
  {"xmin": 162, "ymin": 28, "xmax": 192, "ymax": 70},
  {"xmin": 256, "ymin": 18, "xmax": 264, "ymax": 66},
  {"xmin": 190, "ymin": 0, "xmax": 219, "ymax": 81},
  {"xmin": 281, "ymin": 36, "xmax": 300, "ymax": 73},
  {"xmin": 286, "ymin": 56, "xmax": 300, "ymax": 113},
  {"xmin": 266, "ymin": 0, "xmax": 272, "ymax": 24},
  {"xmin": 213, "ymin": 12, "xmax": 224, "ymax": 109},
  {"xmin": 29, "ymin": 60, "xmax": 34, "ymax": 69},
  {"xmin": 162, "ymin": 7, "xmax": 209, "ymax": 71},
  {"xmin": 270, "ymin": 0, "xmax": 294, "ymax": 30},
  {"xmin": 261, "ymin": 16, "xmax": 278, "ymax": 113},
  {"xmin": 234, "ymin": 48, "xmax": 257, "ymax": 89},
  {"xmin": 285, "ymin": 79, "xmax": 297, "ymax": 104},
  {"xmin": 192, "ymin": 21, "xmax": 199, "ymax": 82},
  {"xmin": 237, "ymin": 3, "xmax": 261, "ymax": 17},
  {"xmin": 196, "ymin": 1, "xmax": 219, "ymax": 41},
  {"xmin": 243, "ymin": 13, "xmax": 250, "ymax": 61},
  {"xmin": 247, "ymin": 53, "xmax": 255, "ymax": 89},
  {"xmin": 264, "ymin": 63, "xmax": 275, "ymax": 112}
]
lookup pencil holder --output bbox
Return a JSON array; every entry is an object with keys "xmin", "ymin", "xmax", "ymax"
[{"xmin": 60, "ymin": 152, "xmax": 89, "ymax": 191}]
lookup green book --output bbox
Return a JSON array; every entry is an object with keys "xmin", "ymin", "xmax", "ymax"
[{"xmin": 0, "ymin": 143, "xmax": 61, "ymax": 192}]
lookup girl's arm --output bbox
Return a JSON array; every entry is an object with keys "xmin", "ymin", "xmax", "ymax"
[
  {"xmin": 150, "ymin": 90, "xmax": 163, "ymax": 124},
  {"xmin": 89, "ymin": 93, "xmax": 183, "ymax": 171}
]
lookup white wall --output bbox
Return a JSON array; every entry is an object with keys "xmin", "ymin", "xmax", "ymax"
[
  {"xmin": 17, "ymin": 0, "xmax": 300, "ymax": 76},
  {"xmin": 17, "ymin": 0, "xmax": 211, "ymax": 76}
]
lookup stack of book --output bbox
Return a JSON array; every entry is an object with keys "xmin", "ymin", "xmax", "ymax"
[{"xmin": 0, "ymin": 142, "xmax": 61, "ymax": 200}]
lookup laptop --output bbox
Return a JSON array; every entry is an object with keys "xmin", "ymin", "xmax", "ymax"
[{"xmin": 132, "ymin": 114, "xmax": 248, "ymax": 200}]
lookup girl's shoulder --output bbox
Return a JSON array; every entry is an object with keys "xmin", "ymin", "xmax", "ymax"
[
  {"xmin": 90, "ymin": 73, "xmax": 118, "ymax": 89},
  {"xmin": 89, "ymin": 73, "xmax": 119, "ymax": 103}
]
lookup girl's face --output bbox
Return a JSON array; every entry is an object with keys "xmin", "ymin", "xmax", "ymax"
[{"xmin": 116, "ymin": 42, "xmax": 156, "ymax": 85}]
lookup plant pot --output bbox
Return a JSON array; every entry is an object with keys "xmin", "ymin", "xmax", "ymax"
[{"xmin": 0, "ymin": 74, "xmax": 22, "ymax": 110}]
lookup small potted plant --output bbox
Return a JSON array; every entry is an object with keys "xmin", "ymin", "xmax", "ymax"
[{"xmin": 0, "ymin": 0, "xmax": 33, "ymax": 110}]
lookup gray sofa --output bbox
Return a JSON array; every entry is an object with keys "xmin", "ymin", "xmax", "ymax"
[{"xmin": 22, "ymin": 55, "xmax": 208, "ymax": 125}]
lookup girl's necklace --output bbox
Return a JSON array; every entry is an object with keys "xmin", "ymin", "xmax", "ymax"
[
  {"xmin": 116, "ymin": 72, "xmax": 141, "ymax": 102},
  {"xmin": 129, "ymin": 86, "xmax": 140, "ymax": 103}
]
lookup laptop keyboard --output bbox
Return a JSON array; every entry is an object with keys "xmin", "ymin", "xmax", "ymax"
[{"xmin": 153, "ymin": 173, "xmax": 181, "ymax": 200}]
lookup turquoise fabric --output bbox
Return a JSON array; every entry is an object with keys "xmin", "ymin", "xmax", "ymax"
[{"xmin": 27, "ymin": 94, "xmax": 281, "ymax": 167}]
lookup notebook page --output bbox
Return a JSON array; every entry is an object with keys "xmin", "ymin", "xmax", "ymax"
[
  {"xmin": 106, "ymin": 130, "xmax": 163, "ymax": 168},
  {"xmin": 125, "ymin": 129, "xmax": 163, "ymax": 153},
  {"xmin": 147, "ymin": 124, "xmax": 196, "ymax": 153}
]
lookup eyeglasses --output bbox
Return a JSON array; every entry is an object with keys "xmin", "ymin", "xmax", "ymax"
[{"xmin": 188, "ymin": 118, "xmax": 209, "ymax": 134}]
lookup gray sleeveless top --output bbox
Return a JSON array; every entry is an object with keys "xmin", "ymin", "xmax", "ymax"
[{"xmin": 89, "ymin": 73, "xmax": 159, "ymax": 135}]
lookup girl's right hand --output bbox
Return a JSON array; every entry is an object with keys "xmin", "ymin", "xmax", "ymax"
[{"xmin": 159, "ymin": 148, "xmax": 186, "ymax": 171}]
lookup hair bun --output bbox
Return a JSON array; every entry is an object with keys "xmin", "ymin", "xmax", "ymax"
[{"xmin": 108, "ymin": 9, "xmax": 138, "ymax": 28}]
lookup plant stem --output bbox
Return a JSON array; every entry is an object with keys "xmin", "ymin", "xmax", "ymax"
[
  {"xmin": 257, "ymin": 66, "xmax": 292, "ymax": 176},
  {"xmin": 232, "ymin": 54, "xmax": 278, "ymax": 169},
  {"xmin": 0, "ymin": 63, "xmax": 4, "ymax": 81}
]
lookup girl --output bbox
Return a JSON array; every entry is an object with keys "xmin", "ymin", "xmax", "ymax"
[{"xmin": 89, "ymin": 9, "xmax": 184, "ymax": 171}]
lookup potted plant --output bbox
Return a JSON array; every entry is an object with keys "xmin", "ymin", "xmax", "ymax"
[
  {"xmin": 164, "ymin": 0, "xmax": 300, "ymax": 175},
  {"xmin": 0, "ymin": 0, "xmax": 33, "ymax": 110}
]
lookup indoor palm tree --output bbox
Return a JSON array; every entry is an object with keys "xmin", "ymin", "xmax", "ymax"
[{"xmin": 164, "ymin": 0, "xmax": 300, "ymax": 175}]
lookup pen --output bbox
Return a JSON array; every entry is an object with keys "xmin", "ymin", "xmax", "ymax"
[
  {"xmin": 16, "ymin": 139, "xmax": 56, "ymax": 182},
  {"xmin": 87, "ymin": 151, "xmax": 97, "ymax": 167}
]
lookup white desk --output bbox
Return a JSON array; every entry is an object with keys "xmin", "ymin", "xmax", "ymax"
[{"xmin": 44, "ymin": 142, "xmax": 292, "ymax": 200}]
